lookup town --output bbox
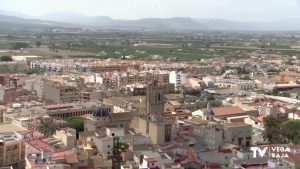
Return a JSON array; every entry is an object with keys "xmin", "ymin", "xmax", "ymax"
[{"xmin": 1, "ymin": 1, "xmax": 300, "ymax": 169}]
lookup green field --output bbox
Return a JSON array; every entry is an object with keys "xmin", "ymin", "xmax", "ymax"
[{"xmin": 67, "ymin": 45, "xmax": 231, "ymax": 61}]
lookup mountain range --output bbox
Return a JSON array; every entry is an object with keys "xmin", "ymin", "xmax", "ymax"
[{"xmin": 0, "ymin": 10, "xmax": 300, "ymax": 31}]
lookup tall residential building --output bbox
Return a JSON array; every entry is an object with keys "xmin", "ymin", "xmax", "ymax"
[
  {"xmin": 0, "ymin": 86, "xmax": 16, "ymax": 105},
  {"xmin": 44, "ymin": 81, "xmax": 80, "ymax": 104},
  {"xmin": 169, "ymin": 71, "xmax": 186, "ymax": 88},
  {"xmin": 0, "ymin": 138, "xmax": 25, "ymax": 169},
  {"xmin": 0, "ymin": 124, "xmax": 29, "ymax": 168}
]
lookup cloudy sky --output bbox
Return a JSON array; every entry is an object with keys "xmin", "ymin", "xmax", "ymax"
[{"xmin": 0, "ymin": 0, "xmax": 299, "ymax": 21}]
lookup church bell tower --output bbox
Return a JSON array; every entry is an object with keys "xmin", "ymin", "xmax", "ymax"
[{"xmin": 146, "ymin": 80, "xmax": 165, "ymax": 117}]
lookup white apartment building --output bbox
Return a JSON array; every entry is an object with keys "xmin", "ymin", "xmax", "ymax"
[
  {"xmin": 92, "ymin": 128, "xmax": 151, "ymax": 158},
  {"xmin": 215, "ymin": 79, "xmax": 255, "ymax": 90},
  {"xmin": 169, "ymin": 71, "xmax": 186, "ymax": 88},
  {"xmin": 133, "ymin": 151, "xmax": 174, "ymax": 169}
]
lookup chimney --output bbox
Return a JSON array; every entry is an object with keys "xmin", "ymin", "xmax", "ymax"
[{"xmin": 139, "ymin": 154, "xmax": 144, "ymax": 165}]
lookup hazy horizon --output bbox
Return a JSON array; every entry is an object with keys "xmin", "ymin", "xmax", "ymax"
[{"xmin": 0, "ymin": 0, "xmax": 300, "ymax": 21}]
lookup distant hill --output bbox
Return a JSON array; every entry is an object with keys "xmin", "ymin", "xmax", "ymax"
[
  {"xmin": 107, "ymin": 17, "xmax": 206, "ymax": 30},
  {"xmin": 0, "ymin": 11, "xmax": 300, "ymax": 31},
  {"xmin": 40, "ymin": 12, "xmax": 114, "ymax": 26},
  {"xmin": 0, "ymin": 14, "xmax": 77, "ymax": 30}
]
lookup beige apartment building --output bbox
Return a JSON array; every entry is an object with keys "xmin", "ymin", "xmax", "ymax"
[
  {"xmin": 223, "ymin": 123, "xmax": 252, "ymax": 147},
  {"xmin": 117, "ymin": 73, "xmax": 169, "ymax": 87},
  {"xmin": 53, "ymin": 128, "xmax": 76, "ymax": 150},
  {"xmin": 192, "ymin": 121, "xmax": 252, "ymax": 150},
  {"xmin": 44, "ymin": 81, "xmax": 80, "ymax": 104},
  {"xmin": 0, "ymin": 124, "xmax": 29, "ymax": 168},
  {"xmin": 0, "ymin": 139, "xmax": 25, "ymax": 169}
]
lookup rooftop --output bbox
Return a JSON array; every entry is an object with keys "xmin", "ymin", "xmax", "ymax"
[
  {"xmin": 0, "ymin": 123, "xmax": 27, "ymax": 134},
  {"xmin": 27, "ymin": 139, "xmax": 56, "ymax": 152},
  {"xmin": 204, "ymin": 106, "xmax": 245, "ymax": 117},
  {"xmin": 44, "ymin": 104, "xmax": 73, "ymax": 110},
  {"xmin": 185, "ymin": 117, "xmax": 208, "ymax": 125},
  {"xmin": 223, "ymin": 122, "xmax": 251, "ymax": 128}
]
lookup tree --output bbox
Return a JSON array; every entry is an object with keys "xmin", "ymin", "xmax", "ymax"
[
  {"xmin": 207, "ymin": 94, "xmax": 215, "ymax": 101},
  {"xmin": 65, "ymin": 117, "xmax": 85, "ymax": 132},
  {"xmin": 210, "ymin": 100, "xmax": 222, "ymax": 107},
  {"xmin": 0, "ymin": 56, "xmax": 13, "ymax": 62},
  {"xmin": 119, "ymin": 142, "xmax": 129, "ymax": 152},
  {"xmin": 237, "ymin": 66, "xmax": 248, "ymax": 74},
  {"xmin": 40, "ymin": 123, "xmax": 55, "ymax": 136},
  {"xmin": 11, "ymin": 42, "xmax": 29, "ymax": 50},
  {"xmin": 183, "ymin": 88, "xmax": 201, "ymax": 96},
  {"xmin": 25, "ymin": 68, "xmax": 44, "ymax": 75},
  {"xmin": 36, "ymin": 41, "xmax": 42, "ymax": 47},
  {"xmin": 263, "ymin": 116, "xmax": 288, "ymax": 144},
  {"xmin": 281, "ymin": 120, "xmax": 300, "ymax": 144},
  {"xmin": 242, "ymin": 75, "xmax": 251, "ymax": 80}
]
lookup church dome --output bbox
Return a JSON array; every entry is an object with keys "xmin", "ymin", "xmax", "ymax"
[{"xmin": 92, "ymin": 107, "xmax": 110, "ymax": 117}]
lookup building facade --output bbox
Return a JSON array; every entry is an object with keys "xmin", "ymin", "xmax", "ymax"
[
  {"xmin": 169, "ymin": 71, "xmax": 186, "ymax": 88},
  {"xmin": 44, "ymin": 81, "xmax": 80, "ymax": 104},
  {"xmin": 0, "ymin": 132, "xmax": 28, "ymax": 168},
  {"xmin": 131, "ymin": 81, "xmax": 173, "ymax": 145}
]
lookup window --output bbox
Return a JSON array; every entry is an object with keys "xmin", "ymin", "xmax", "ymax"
[
  {"xmin": 107, "ymin": 145, "xmax": 111, "ymax": 148},
  {"xmin": 246, "ymin": 140, "xmax": 250, "ymax": 147},
  {"xmin": 120, "ymin": 124, "xmax": 123, "ymax": 128},
  {"xmin": 146, "ymin": 121, "xmax": 149, "ymax": 134},
  {"xmin": 165, "ymin": 124, "xmax": 171, "ymax": 142},
  {"xmin": 238, "ymin": 137, "xmax": 243, "ymax": 146},
  {"xmin": 157, "ymin": 93, "xmax": 161, "ymax": 101}
]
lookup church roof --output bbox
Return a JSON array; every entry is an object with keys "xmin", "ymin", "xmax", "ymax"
[{"xmin": 92, "ymin": 107, "xmax": 110, "ymax": 118}]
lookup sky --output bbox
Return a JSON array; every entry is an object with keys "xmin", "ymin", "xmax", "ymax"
[{"xmin": 0, "ymin": 0, "xmax": 299, "ymax": 21}]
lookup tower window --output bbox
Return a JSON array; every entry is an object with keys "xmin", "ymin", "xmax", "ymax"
[{"xmin": 157, "ymin": 93, "xmax": 161, "ymax": 101}]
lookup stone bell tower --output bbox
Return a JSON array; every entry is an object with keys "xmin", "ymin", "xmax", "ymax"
[{"xmin": 146, "ymin": 80, "xmax": 165, "ymax": 117}]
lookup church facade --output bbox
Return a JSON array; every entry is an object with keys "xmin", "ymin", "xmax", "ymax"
[{"xmin": 131, "ymin": 81, "xmax": 173, "ymax": 145}]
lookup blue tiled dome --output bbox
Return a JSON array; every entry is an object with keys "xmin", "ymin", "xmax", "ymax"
[{"xmin": 92, "ymin": 107, "xmax": 110, "ymax": 117}]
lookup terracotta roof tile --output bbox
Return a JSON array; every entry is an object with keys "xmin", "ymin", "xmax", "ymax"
[{"xmin": 209, "ymin": 106, "xmax": 245, "ymax": 116}]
